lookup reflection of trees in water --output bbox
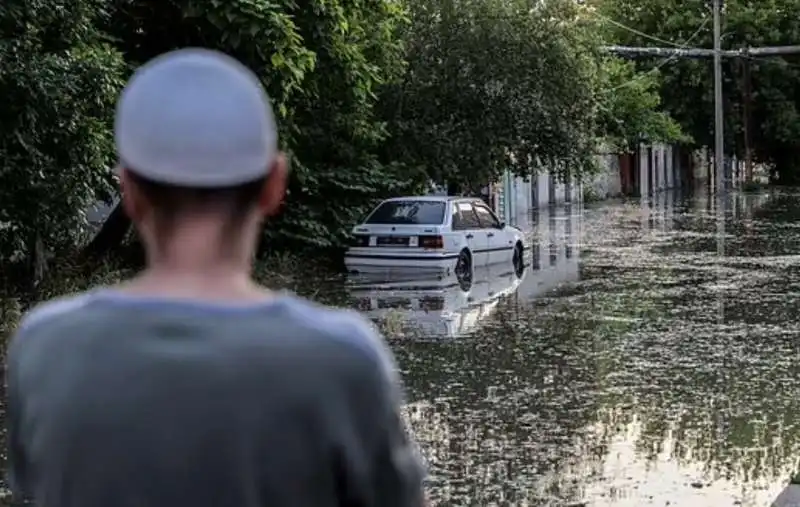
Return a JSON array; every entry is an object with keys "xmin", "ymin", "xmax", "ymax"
[
  {"xmin": 590, "ymin": 320, "xmax": 800, "ymax": 485},
  {"xmin": 592, "ymin": 403, "xmax": 800, "ymax": 487},
  {"xmin": 396, "ymin": 300, "xmax": 613, "ymax": 504},
  {"xmin": 646, "ymin": 192, "xmax": 795, "ymax": 259},
  {"xmin": 395, "ymin": 276, "xmax": 800, "ymax": 504},
  {"xmin": 576, "ymin": 199, "xmax": 800, "ymax": 485},
  {"xmin": 388, "ymin": 193, "xmax": 800, "ymax": 503},
  {"xmin": 548, "ymin": 274, "xmax": 800, "ymax": 485},
  {"xmin": 405, "ymin": 398, "xmax": 608, "ymax": 505},
  {"xmin": 751, "ymin": 193, "xmax": 800, "ymax": 223}
]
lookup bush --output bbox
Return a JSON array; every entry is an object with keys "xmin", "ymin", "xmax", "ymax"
[{"xmin": 0, "ymin": 1, "xmax": 125, "ymax": 260}]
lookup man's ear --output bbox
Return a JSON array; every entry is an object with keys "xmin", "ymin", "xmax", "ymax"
[
  {"xmin": 258, "ymin": 152, "xmax": 288, "ymax": 217},
  {"xmin": 119, "ymin": 167, "xmax": 144, "ymax": 222}
]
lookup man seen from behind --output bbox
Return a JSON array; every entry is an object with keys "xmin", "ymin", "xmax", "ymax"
[{"xmin": 5, "ymin": 48, "xmax": 426, "ymax": 507}]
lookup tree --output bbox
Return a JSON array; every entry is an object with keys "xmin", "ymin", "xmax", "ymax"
[
  {"xmin": 596, "ymin": 57, "xmax": 688, "ymax": 151},
  {"xmin": 0, "ymin": 0, "xmax": 126, "ymax": 268},
  {"xmin": 105, "ymin": 0, "xmax": 420, "ymax": 249},
  {"xmin": 2, "ymin": 0, "xmax": 418, "ymax": 269},
  {"xmin": 381, "ymin": 0, "xmax": 604, "ymax": 192},
  {"xmin": 0, "ymin": 0, "xmax": 696, "ymax": 271},
  {"xmin": 594, "ymin": 0, "xmax": 800, "ymax": 182}
]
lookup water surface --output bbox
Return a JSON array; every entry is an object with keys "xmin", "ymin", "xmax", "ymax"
[
  {"xmin": 4, "ymin": 190, "xmax": 800, "ymax": 506},
  {"xmin": 354, "ymin": 191, "xmax": 800, "ymax": 506}
]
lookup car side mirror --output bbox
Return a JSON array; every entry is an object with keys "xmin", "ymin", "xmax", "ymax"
[{"xmin": 498, "ymin": 222, "xmax": 505, "ymax": 229}]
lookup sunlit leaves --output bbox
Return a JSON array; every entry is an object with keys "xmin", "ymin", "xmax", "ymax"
[
  {"xmin": 597, "ymin": 57, "xmax": 689, "ymax": 151},
  {"xmin": 383, "ymin": 0, "xmax": 604, "ymax": 188}
]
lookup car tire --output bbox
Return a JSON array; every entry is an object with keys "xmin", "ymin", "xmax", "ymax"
[
  {"xmin": 454, "ymin": 248, "xmax": 473, "ymax": 290},
  {"xmin": 512, "ymin": 242, "xmax": 524, "ymax": 278}
]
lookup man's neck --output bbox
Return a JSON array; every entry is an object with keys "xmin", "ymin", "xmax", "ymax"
[{"xmin": 116, "ymin": 264, "xmax": 273, "ymax": 303}]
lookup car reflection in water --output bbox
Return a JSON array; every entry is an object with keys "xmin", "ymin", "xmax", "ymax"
[
  {"xmin": 348, "ymin": 264, "xmax": 522, "ymax": 338},
  {"xmin": 347, "ymin": 206, "xmax": 581, "ymax": 338}
]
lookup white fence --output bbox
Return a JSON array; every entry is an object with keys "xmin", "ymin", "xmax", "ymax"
[{"xmin": 491, "ymin": 171, "xmax": 581, "ymax": 226}]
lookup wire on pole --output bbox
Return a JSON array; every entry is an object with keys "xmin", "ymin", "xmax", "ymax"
[
  {"xmin": 604, "ymin": 46, "xmax": 800, "ymax": 58},
  {"xmin": 604, "ymin": 19, "xmax": 711, "ymax": 92},
  {"xmin": 591, "ymin": 11, "xmax": 707, "ymax": 49}
]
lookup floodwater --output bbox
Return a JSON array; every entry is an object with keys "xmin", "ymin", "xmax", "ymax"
[
  {"xmin": 3, "ymin": 190, "xmax": 800, "ymax": 506},
  {"xmin": 343, "ymin": 190, "xmax": 800, "ymax": 506}
]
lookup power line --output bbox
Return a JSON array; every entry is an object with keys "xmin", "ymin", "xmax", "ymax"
[
  {"xmin": 592, "ymin": 7, "xmax": 800, "ymax": 63},
  {"xmin": 605, "ymin": 19, "xmax": 710, "ymax": 92},
  {"xmin": 596, "ymin": 5, "xmax": 800, "ymax": 188},
  {"xmin": 592, "ymin": 11, "xmax": 710, "ymax": 49},
  {"xmin": 746, "ymin": 55, "xmax": 800, "ymax": 69},
  {"xmin": 604, "ymin": 45, "xmax": 800, "ymax": 71},
  {"xmin": 586, "ymin": 5, "xmax": 711, "ymax": 92},
  {"xmin": 604, "ymin": 45, "xmax": 800, "ymax": 58}
]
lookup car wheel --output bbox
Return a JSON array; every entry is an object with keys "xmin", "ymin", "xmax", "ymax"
[
  {"xmin": 454, "ymin": 249, "xmax": 473, "ymax": 289},
  {"xmin": 512, "ymin": 242, "xmax": 524, "ymax": 278}
]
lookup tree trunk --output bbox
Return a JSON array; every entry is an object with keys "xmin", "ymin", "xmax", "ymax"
[{"xmin": 27, "ymin": 233, "xmax": 48, "ymax": 293}]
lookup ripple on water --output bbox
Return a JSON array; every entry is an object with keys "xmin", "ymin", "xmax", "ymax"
[
  {"xmin": 388, "ymin": 192, "xmax": 800, "ymax": 506},
  {"xmin": 2, "ymin": 193, "xmax": 795, "ymax": 506}
]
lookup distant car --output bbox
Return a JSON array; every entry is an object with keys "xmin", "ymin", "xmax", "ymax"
[{"xmin": 344, "ymin": 196, "xmax": 526, "ymax": 282}]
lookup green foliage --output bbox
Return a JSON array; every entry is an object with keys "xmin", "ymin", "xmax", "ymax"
[
  {"xmin": 267, "ymin": 0, "xmax": 427, "ymax": 247},
  {"xmin": 106, "ymin": 0, "xmax": 420, "ymax": 248},
  {"xmin": 0, "ymin": 0, "xmax": 694, "ymax": 263},
  {"xmin": 597, "ymin": 57, "xmax": 689, "ymax": 151},
  {"xmin": 0, "ymin": 0, "xmax": 126, "ymax": 258},
  {"xmin": 595, "ymin": 0, "xmax": 800, "ymax": 181},
  {"xmin": 383, "ymin": 0, "xmax": 603, "ymax": 188}
]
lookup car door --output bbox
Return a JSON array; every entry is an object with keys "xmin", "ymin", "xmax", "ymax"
[
  {"xmin": 473, "ymin": 202, "xmax": 512, "ymax": 265},
  {"xmin": 452, "ymin": 202, "xmax": 488, "ymax": 266}
]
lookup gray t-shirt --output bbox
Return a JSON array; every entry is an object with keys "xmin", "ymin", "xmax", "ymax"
[{"xmin": 5, "ymin": 290, "xmax": 425, "ymax": 507}]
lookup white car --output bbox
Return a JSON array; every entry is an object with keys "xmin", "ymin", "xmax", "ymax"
[{"xmin": 344, "ymin": 196, "xmax": 526, "ymax": 282}]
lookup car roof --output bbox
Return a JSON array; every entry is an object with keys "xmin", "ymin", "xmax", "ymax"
[{"xmin": 383, "ymin": 196, "xmax": 483, "ymax": 204}]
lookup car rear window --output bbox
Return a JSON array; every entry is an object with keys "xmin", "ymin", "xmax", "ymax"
[{"xmin": 365, "ymin": 200, "xmax": 446, "ymax": 225}]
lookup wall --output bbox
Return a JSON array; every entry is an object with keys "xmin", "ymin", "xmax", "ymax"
[
  {"xmin": 491, "ymin": 170, "xmax": 582, "ymax": 226},
  {"xmin": 586, "ymin": 152, "xmax": 622, "ymax": 200},
  {"xmin": 481, "ymin": 142, "xmax": 690, "ymax": 225},
  {"xmin": 584, "ymin": 143, "xmax": 690, "ymax": 201}
]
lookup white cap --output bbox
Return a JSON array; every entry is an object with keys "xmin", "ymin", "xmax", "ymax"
[{"xmin": 115, "ymin": 48, "xmax": 278, "ymax": 187}]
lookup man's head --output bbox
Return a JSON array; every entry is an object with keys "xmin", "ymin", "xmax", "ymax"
[{"xmin": 114, "ymin": 48, "xmax": 287, "ymax": 261}]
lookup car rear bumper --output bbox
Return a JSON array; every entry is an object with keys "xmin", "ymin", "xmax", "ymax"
[{"xmin": 344, "ymin": 250, "xmax": 459, "ymax": 275}]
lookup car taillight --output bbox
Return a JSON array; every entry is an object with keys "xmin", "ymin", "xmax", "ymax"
[
  {"xmin": 351, "ymin": 234, "xmax": 369, "ymax": 247},
  {"xmin": 418, "ymin": 235, "xmax": 444, "ymax": 249}
]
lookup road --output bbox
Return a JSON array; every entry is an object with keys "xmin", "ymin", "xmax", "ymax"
[{"xmin": 338, "ymin": 190, "xmax": 800, "ymax": 506}]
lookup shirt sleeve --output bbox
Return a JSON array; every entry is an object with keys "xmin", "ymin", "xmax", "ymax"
[{"xmin": 340, "ymin": 316, "xmax": 427, "ymax": 507}]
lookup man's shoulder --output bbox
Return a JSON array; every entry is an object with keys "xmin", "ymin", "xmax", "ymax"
[
  {"xmin": 6, "ymin": 292, "xmax": 97, "ymax": 372},
  {"xmin": 16, "ymin": 292, "xmax": 95, "ymax": 335},
  {"xmin": 9, "ymin": 292, "xmax": 396, "ymax": 379},
  {"xmin": 279, "ymin": 295, "xmax": 391, "ymax": 368}
]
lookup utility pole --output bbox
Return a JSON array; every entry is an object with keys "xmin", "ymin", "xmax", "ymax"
[
  {"xmin": 713, "ymin": 0, "xmax": 724, "ymax": 192},
  {"xmin": 743, "ymin": 54, "xmax": 753, "ymax": 183},
  {"xmin": 603, "ymin": 40, "xmax": 800, "ymax": 191}
]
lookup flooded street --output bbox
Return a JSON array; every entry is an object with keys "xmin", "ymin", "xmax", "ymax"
[
  {"xmin": 347, "ymin": 191, "xmax": 800, "ymax": 506},
  {"xmin": 3, "ymin": 190, "xmax": 800, "ymax": 506}
]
